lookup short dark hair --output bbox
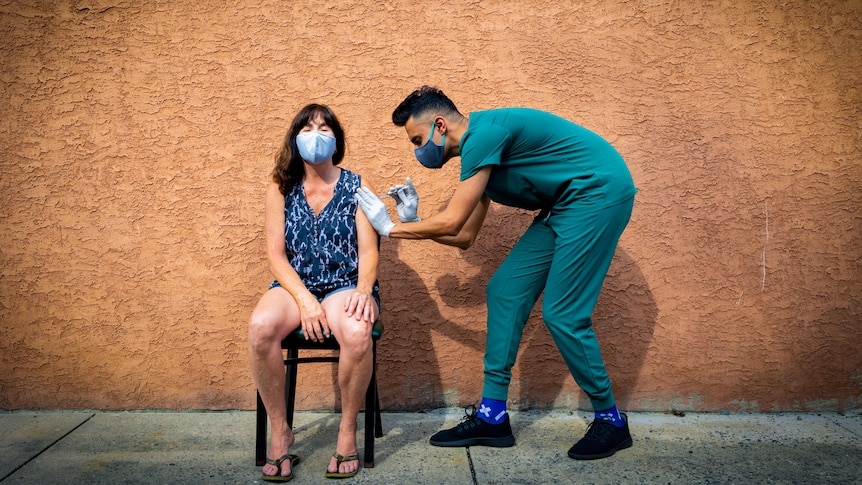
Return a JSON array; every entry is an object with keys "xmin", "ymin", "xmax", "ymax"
[
  {"xmin": 392, "ymin": 85, "xmax": 460, "ymax": 126},
  {"xmin": 272, "ymin": 104, "xmax": 346, "ymax": 194}
]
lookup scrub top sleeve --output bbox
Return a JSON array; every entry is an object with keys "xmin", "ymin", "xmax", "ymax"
[{"xmin": 459, "ymin": 124, "xmax": 512, "ymax": 182}]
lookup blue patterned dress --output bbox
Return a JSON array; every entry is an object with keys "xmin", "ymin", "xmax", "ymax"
[{"xmin": 270, "ymin": 169, "xmax": 380, "ymax": 304}]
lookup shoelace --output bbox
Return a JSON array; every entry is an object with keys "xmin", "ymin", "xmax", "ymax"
[
  {"xmin": 456, "ymin": 404, "xmax": 482, "ymax": 431},
  {"xmin": 583, "ymin": 418, "xmax": 615, "ymax": 441}
]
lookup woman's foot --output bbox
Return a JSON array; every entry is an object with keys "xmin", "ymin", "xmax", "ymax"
[
  {"xmin": 263, "ymin": 428, "xmax": 296, "ymax": 479},
  {"xmin": 262, "ymin": 454, "xmax": 300, "ymax": 482},
  {"xmin": 325, "ymin": 452, "xmax": 359, "ymax": 479},
  {"xmin": 326, "ymin": 425, "xmax": 359, "ymax": 477}
]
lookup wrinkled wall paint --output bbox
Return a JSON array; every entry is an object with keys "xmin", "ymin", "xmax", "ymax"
[{"xmin": 0, "ymin": 1, "xmax": 859, "ymax": 412}]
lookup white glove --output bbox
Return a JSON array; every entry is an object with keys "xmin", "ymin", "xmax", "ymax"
[
  {"xmin": 390, "ymin": 177, "xmax": 420, "ymax": 223},
  {"xmin": 354, "ymin": 186, "xmax": 396, "ymax": 236}
]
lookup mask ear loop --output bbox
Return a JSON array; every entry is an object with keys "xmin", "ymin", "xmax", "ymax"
[
  {"xmin": 428, "ymin": 123, "xmax": 436, "ymax": 144},
  {"xmin": 430, "ymin": 122, "xmax": 446, "ymax": 149}
]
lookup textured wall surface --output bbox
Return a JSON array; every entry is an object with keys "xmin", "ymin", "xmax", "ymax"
[{"xmin": 1, "ymin": 1, "xmax": 859, "ymax": 412}]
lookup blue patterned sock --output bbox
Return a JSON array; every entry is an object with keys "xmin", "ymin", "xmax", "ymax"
[
  {"xmin": 595, "ymin": 405, "xmax": 625, "ymax": 427},
  {"xmin": 477, "ymin": 397, "xmax": 507, "ymax": 424}
]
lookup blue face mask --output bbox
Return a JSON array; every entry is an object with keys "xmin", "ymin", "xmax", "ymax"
[
  {"xmin": 296, "ymin": 130, "xmax": 336, "ymax": 164},
  {"xmin": 414, "ymin": 124, "xmax": 446, "ymax": 169}
]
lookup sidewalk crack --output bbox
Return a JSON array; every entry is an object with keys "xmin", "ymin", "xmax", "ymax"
[
  {"xmin": 0, "ymin": 413, "xmax": 95, "ymax": 483},
  {"xmin": 466, "ymin": 447, "xmax": 478, "ymax": 485}
]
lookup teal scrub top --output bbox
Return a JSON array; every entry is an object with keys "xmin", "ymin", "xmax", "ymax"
[{"xmin": 459, "ymin": 108, "xmax": 637, "ymax": 211}]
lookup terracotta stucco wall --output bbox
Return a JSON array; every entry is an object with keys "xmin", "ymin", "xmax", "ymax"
[{"xmin": 1, "ymin": 1, "xmax": 859, "ymax": 412}]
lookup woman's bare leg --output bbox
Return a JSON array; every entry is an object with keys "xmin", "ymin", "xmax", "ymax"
[
  {"xmin": 322, "ymin": 291, "xmax": 377, "ymax": 475},
  {"xmin": 248, "ymin": 288, "xmax": 301, "ymax": 478}
]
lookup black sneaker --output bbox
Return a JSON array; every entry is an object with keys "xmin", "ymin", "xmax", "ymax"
[
  {"xmin": 567, "ymin": 413, "xmax": 633, "ymax": 460},
  {"xmin": 429, "ymin": 405, "xmax": 516, "ymax": 447}
]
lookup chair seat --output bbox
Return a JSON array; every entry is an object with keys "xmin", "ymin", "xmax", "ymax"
[{"xmin": 286, "ymin": 319, "xmax": 384, "ymax": 349}]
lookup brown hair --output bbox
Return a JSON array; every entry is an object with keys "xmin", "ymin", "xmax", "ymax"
[{"xmin": 272, "ymin": 104, "xmax": 346, "ymax": 194}]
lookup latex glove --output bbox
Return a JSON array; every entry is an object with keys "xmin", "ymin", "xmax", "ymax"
[
  {"xmin": 355, "ymin": 186, "xmax": 396, "ymax": 236},
  {"xmin": 390, "ymin": 177, "xmax": 421, "ymax": 223}
]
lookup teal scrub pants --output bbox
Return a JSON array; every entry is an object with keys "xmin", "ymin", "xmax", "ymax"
[{"xmin": 483, "ymin": 196, "xmax": 634, "ymax": 411}]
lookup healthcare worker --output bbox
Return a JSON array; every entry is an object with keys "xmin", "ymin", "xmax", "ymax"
[{"xmin": 355, "ymin": 86, "xmax": 637, "ymax": 460}]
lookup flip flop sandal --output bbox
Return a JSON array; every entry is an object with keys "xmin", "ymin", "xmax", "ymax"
[
  {"xmin": 324, "ymin": 452, "xmax": 360, "ymax": 479},
  {"xmin": 262, "ymin": 453, "xmax": 300, "ymax": 482}
]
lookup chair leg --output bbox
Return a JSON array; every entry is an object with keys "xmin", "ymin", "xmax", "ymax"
[
  {"xmin": 285, "ymin": 348, "xmax": 299, "ymax": 429},
  {"xmin": 363, "ymin": 342, "xmax": 379, "ymax": 468},
  {"xmin": 373, "ymin": 342, "xmax": 382, "ymax": 438},
  {"xmin": 363, "ymin": 373, "xmax": 376, "ymax": 468},
  {"xmin": 374, "ymin": 381, "xmax": 383, "ymax": 438},
  {"xmin": 255, "ymin": 391, "xmax": 267, "ymax": 466}
]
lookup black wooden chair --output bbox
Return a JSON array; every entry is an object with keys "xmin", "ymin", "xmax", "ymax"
[{"xmin": 255, "ymin": 319, "xmax": 384, "ymax": 468}]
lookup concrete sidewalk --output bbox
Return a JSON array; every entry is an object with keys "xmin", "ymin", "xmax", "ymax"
[{"xmin": 1, "ymin": 409, "xmax": 860, "ymax": 484}]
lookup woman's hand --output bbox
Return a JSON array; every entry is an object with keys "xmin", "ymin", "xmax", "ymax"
[
  {"xmin": 297, "ymin": 294, "xmax": 330, "ymax": 342},
  {"xmin": 344, "ymin": 288, "xmax": 376, "ymax": 323}
]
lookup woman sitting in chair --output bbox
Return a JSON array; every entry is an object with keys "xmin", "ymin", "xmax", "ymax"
[{"xmin": 248, "ymin": 104, "xmax": 380, "ymax": 481}]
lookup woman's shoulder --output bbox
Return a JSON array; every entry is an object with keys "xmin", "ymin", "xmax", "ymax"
[
  {"xmin": 265, "ymin": 180, "xmax": 287, "ymax": 204},
  {"xmin": 334, "ymin": 168, "xmax": 378, "ymax": 202},
  {"xmin": 338, "ymin": 168, "xmax": 362, "ymax": 186}
]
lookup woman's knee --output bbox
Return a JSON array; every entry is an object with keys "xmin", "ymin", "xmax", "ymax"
[
  {"xmin": 247, "ymin": 311, "xmax": 282, "ymax": 352},
  {"xmin": 336, "ymin": 322, "xmax": 372, "ymax": 358}
]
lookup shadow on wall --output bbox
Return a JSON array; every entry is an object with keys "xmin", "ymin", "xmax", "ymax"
[
  {"xmin": 378, "ymin": 203, "xmax": 657, "ymax": 411},
  {"xmin": 376, "ymin": 238, "xmax": 479, "ymax": 410},
  {"xmin": 587, "ymin": 248, "xmax": 658, "ymax": 410}
]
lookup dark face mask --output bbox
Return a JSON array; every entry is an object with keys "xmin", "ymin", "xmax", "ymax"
[{"xmin": 414, "ymin": 124, "xmax": 446, "ymax": 169}]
